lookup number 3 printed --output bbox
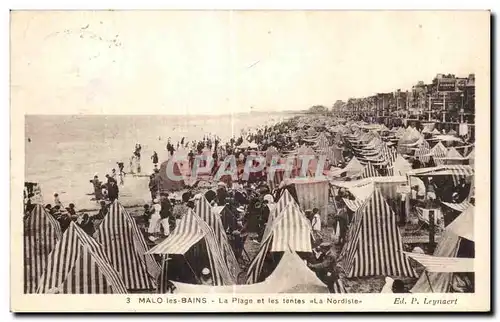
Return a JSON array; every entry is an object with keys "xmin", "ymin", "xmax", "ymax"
[{"xmin": 126, "ymin": 297, "xmax": 130, "ymax": 303}]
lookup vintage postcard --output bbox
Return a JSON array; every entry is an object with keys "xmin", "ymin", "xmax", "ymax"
[{"xmin": 10, "ymin": 10, "xmax": 490, "ymax": 312}]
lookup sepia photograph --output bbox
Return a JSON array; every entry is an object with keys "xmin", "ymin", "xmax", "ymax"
[{"xmin": 10, "ymin": 10, "xmax": 490, "ymax": 312}]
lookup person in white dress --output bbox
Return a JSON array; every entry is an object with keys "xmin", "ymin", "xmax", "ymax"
[{"xmin": 148, "ymin": 199, "xmax": 162, "ymax": 241}]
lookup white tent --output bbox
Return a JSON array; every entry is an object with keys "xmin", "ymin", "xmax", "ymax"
[{"xmin": 172, "ymin": 251, "xmax": 328, "ymax": 294}]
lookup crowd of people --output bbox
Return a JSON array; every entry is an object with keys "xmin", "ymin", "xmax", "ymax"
[{"xmin": 24, "ymin": 112, "xmax": 475, "ymax": 294}]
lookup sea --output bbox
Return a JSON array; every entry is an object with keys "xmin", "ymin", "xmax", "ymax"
[{"xmin": 25, "ymin": 112, "xmax": 294, "ymax": 210}]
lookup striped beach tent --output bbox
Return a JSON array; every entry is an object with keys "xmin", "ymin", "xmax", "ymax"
[
  {"xmin": 147, "ymin": 209, "xmax": 235, "ymax": 287},
  {"xmin": 37, "ymin": 222, "xmax": 127, "ymax": 294},
  {"xmin": 362, "ymin": 162, "xmax": 381, "ymax": 178},
  {"xmin": 246, "ymin": 202, "xmax": 312, "ymax": 284},
  {"xmin": 24, "ymin": 204, "xmax": 63, "ymax": 293},
  {"xmin": 407, "ymin": 165, "xmax": 474, "ymax": 186},
  {"xmin": 340, "ymin": 188, "xmax": 417, "ymax": 278},
  {"xmin": 343, "ymin": 197, "xmax": 364, "ymax": 212},
  {"xmin": 285, "ymin": 177, "xmax": 330, "ymax": 215},
  {"xmin": 263, "ymin": 189, "xmax": 299, "ymax": 242},
  {"xmin": 431, "ymin": 142, "xmax": 447, "ymax": 158},
  {"xmin": 314, "ymin": 132, "xmax": 330, "ymax": 152},
  {"xmin": 95, "ymin": 201, "xmax": 161, "ymax": 291},
  {"xmin": 415, "ymin": 139, "xmax": 431, "ymax": 163},
  {"xmin": 194, "ymin": 197, "xmax": 240, "ymax": 278}
]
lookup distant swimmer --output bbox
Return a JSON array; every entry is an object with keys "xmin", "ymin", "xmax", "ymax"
[{"xmin": 27, "ymin": 138, "xmax": 31, "ymax": 143}]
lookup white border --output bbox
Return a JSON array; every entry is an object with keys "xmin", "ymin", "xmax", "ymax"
[{"xmin": 3, "ymin": 1, "xmax": 498, "ymax": 320}]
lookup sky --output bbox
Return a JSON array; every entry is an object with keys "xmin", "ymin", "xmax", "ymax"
[{"xmin": 11, "ymin": 10, "xmax": 489, "ymax": 115}]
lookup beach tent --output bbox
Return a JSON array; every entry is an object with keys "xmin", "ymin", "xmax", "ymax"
[
  {"xmin": 194, "ymin": 197, "xmax": 240, "ymax": 278},
  {"xmin": 246, "ymin": 202, "xmax": 313, "ymax": 284},
  {"xmin": 24, "ymin": 204, "xmax": 63, "ymax": 293},
  {"xmin": 37, "ymin": 222, "xmax": 127, "ymax": 294},
  {"xmin": 431, "ymin": 128, "xmax": 441, "ymax": 136},
  {"xmin": 95, "ymin": 201, "xmax": 161, "ymax": 291},
  {"xmin": 325, "ymin": 144, "xmax": 345, "ymax": 166},
  {"xmin": 446, "ymin": 147, "xmax": 463, "ymax": 158},
  {"xmin": 421, "ymin": 123, "xmax": 435, "ymax": 134},
  {"xmin": 262, "ymin": 189, "xmax": 299, "ymax": 240},
  {"xmin": 339, "ymin": 188, "xmax": 417, "ymax": 278},
  {"xmin": 433, "ymin": 146, "xmax": 469, "ymax": 166},
  {"xmin": 172, "ymin": 251, "xmax": 330, "ymax": 294},
  {"xmin": 362, "ymin": 162, "xmax": 381, "ymax": 179},
  {"xmin": 147, "ymin": 209, "xmax": 236, "ymax": 288},
  {"xmin": 431, "ymin": 142, "xmax": 448, "ymax": 158},
  {"xmin": 212, "ymin": 204, "xmax": 238, "ymax": 232},
  {"xmin": 314, "ymin": 132, "xmax": 330, "ymax": 152},
  {"xmin": 410, "ymin": 206, "xmax": 474, "ymax": 293},
  {"xmin": 407, "ymin": 165, "xmax": 474, "ymax": 186},
  {"xmin": 468, "ymin": 148, "xmax": 475, "ymax": 167},
  {"xmin": 441, "ymin": 200, "xmax": 473, "ymax": 214},
  {"xmin": 159, "ymin": 158, "xmax": 186, "ymax": 192},
  {"xmin": 392, "ymin": 154, "xmax": 412, "ymax": 177},
  {"xmin": 433, "ymin": 135, "xmax": 463, "ymax": 143},
  {"xmin": 448, "ymin": 129, "xmax": 457, "ymax": 136},
  {"xmin": 414, "ymin": 139, "xmax": 432, "ymax": 163},
  {"xmin": 343, "ymin": 156, "xmax": 364, "ymax": 177},
  {"xmin": 283, "ymin": 177, "xmax": 330, "ymax": 222},
  {"xmin": 332, "ymin": 176, "xmax": 407, "ymax": 202},
  {"xmin": 398, "ymin": 127, "xmax": 422, "ymax": 146},
  {"xmin": 339, "ymin": 183, "xmax": 374, "ymax": 212}
]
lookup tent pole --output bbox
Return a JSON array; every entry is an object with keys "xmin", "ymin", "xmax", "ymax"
[
  {"xmin": 184, "ymin": 255, "xmax": 201, "ymax": 284},
  {"xmin": 425, "ymin": 270, "xmax": 434, "ymax": 293},
  {"xmin": 156, "ymin": 255, "xmax": 165, "ymax": 293},
  {"xmin": 164, "ymin": 254, "xmax": 169, "ymax": 293}
]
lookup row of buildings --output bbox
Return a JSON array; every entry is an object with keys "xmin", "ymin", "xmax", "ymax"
[{"xmin": 332, "ymin": 73, "xmax": 475, "ymax": 124}]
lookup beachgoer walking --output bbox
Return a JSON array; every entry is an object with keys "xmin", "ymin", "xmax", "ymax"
[
  {"xmin": 107, "ymin": 180, "xmax": 119, "ymax": 202},
  {"xmin": 151, "ymin": 151, "xmax": 159, "ymax": 168}
]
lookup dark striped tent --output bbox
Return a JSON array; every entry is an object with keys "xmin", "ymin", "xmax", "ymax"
[
  {"xmin": 362, "ymin": 162, "xmax": 381, "ymax": 179},
  {"xmin": 194, "ymin": 197, "xmax": 240, "ymax": 279},
  {"xmin": 37, "ymin": 222, "xmax": 127, "ymax": 294},
  {"xmin": 147, "ymin": 209, "xmax": 235, "ymax": 292},
  {"xmin": 262, "ymin": 189, "xmax": 297, "ymax": 241},
  {"xmin": 246, "ymin": 200, "xmax": 312, "ymax": 284},
  {"xmin": 95, "ymin": 201, "xmax": 161, "ymax": 291},
  {"xmin": 340, "ymin": 187, "xmax": 417, "ymax": 278},
  {"xmin": 24, "ymin": 204, "xmax": 62, "ymax": 293}
]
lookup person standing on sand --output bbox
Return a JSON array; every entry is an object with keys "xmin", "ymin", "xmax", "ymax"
[
  {"xmin": 134, "ymin": 143, "xmax": 142, "ymax": 173},
  {"xmin": 151, "ymin": 151, "xmax": 159, "ymax": 168},
  {"xmin": 129, "ymin": 155, "xmax": 135, "ymax": 174},
  {"xmin": 107, "ymin": 180, "xmax": 119, "ymax": 203},
  {"xmin": 148, "ymin": 174, "xmax": 157, "ymax": 201},
  {"xmin": 90, "ymin": 175, "xmax": 102, "ymax": 200},
  {"xmin": 111, "ymin": 169, "xmax": 117, "ymax": 182},
  {"xmin": 148, "ymin": 199, "xmax": 162, "ymax": 241},
  {"xmin": 117, "ymin": 162, "xmax": 125, "ymax": 175}
]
